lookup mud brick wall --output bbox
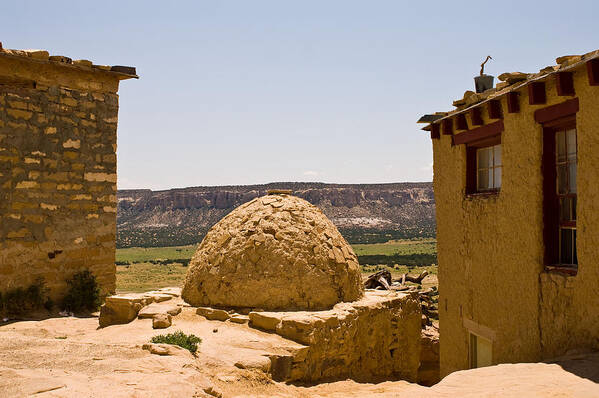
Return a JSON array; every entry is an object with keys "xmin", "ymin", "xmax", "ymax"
[{"xmin": 0, "ymin": 83, "xmax": 119, "ymax": 299}]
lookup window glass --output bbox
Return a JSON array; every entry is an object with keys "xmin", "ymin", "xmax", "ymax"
[
  {"xmin": 557, "ymin": 165, "xmax": 567, "ymax": 194},
  {"xmin": 569, "ymin": 162, "xmax": 577, "ymax": 193},
  {"xmin": 567, "ymin": 129, "xmax": 576, "ymax": 159},
  {"xmin": 555, "ymin": 128, "xmax": 577, "ymax": 266},
  {"xmin": 556, "ymin": 130, "xmax": 566, "ymax": 162},
  {"xmin": 476, "ymin": 144, "xmax": 502, "ymax": 192},
  {"xmin": 493, "ymin": 167, "xmax": 501, "ymax": 189},
  {"xmin": 494, "ymin": 145, "xmax": 502, "ymax": 166},
  {"xmin": 560, "ymin": 228, "xmax": 574, "ymax": 265}
]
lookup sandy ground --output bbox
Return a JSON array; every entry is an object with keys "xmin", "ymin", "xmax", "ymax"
[{"xmin": 1, "ymin": 305, "xmax": 598, "ymax": 397}]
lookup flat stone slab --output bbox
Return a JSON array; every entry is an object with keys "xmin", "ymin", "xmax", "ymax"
[
  {"xmin": 142, "ymin": 343, "xmax": 193, "ymax": 358},
  {"xmin": 234, "ymin": 355, "xmax": 271, "ymax": 372},
  {"xmin": 197, "ymin": 307, "xmax": 230, "ymax": 321},
  {"xmin": 142, "ymin": 292, "xmax": 173, "ymax": 303},
  {"xmin": 156, "ymin": 287, "xmax": 182, "ymax": 297},
  {"xmin": 138, "ymin": 303, "xmax": 182, "ymax": 319},
  {"xmin": 229, "ymin": 314, "xmax": 249, "ymax": 324}
]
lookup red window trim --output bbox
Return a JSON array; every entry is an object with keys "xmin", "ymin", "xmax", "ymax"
[
  {"xmin": 534, "ymin": 98, "xmax": 579, "ymax": 124},
  {"xmin": 453, "ymin": 120, "xmax": 504, "ymax": 146},
  {"xmin": 465, "ymin": 134, "xmax": 502, "ymax": 196},
  {"xmin": 541, "ymin": 116, "xmax": 578, "ymax": 274}
]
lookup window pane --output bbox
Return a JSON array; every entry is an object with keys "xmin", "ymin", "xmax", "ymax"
[
  {"xmin": 556, "ymin": 130, "xmax": 566, "ymax": 162},
  {"xmin": 569, "ymin": 162, "xmax": 577, "ymax": 193},
  {"xmin": 560, "ymin": 197, "xmax": 571, "ymax": 222},
  {"xmin": 573, "ymin": 229, "xmax": 578, "ymax": 265},
  {"xmin": 478, "ymin": 169, "xmax": 489, "ymax": 190},
  {"xmin": 557, "ymin": 164, "xmax": 568, "ymax": 194},
  {"xmin": 477, "ymin": 148, "xmax": 489, "ymax": 170},
  {"xmin": 560, "ymin": 228, "xmax": 573, "ymax": 264},
  {"xmin": 567, "ymin": 129, "xmax": 577, "ymax": 158},
  {"xmin": 572, "ymin": 197, "xmax": 577, "ymax": 221},
  {"xmin": 494, "ymin": 145, "xmax": 502, "ymax": 166},
  {"xmin": 493, "ymin": 167, "xmax": 502, "ymax": 189}
]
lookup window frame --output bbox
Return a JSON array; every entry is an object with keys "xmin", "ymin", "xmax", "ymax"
[
  {"xmin": 466, "ymin": 134, "xmax": 502, "ymax": 196},
  {"xmin": 542, "ymin": 116, "xmax": 578, "ymax": 274}
]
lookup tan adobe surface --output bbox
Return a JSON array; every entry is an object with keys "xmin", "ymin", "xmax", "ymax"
[
  {"xmin": 422, "ymin": 50, "xmax": 599, "ymax": 376},
  {"xmin": 182, "ymin": 194, "xmax": 364, "ymax": 310}
]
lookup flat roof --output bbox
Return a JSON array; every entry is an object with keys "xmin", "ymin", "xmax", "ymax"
[{"xmin": 0, "ymin": 42, "xmax": 138, "ymax": 80}]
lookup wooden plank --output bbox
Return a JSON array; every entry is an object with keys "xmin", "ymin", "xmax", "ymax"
[
  {"xmin": 587, "ymin": 59, "xmax": 599, "ymax": 86},
  {"xmin": 453, "ymin": 120, "xmax": 504, "ymax": 145},
  {"xmin": 506, "ymin": 92, "xmax": 520, "ymax": 113},
  {"xmin": 487, "ymin": 99, "xmax": 503, "ymax": 119},
  {"xmin": 528, "ymin": 82, "xmax": 546, "ymax": 105},
  {"xmin": 442, "ymin": 118, "xmax": 453, "ymax": 135},
  {"xmin": 431, "ymin": 123, "xmax": 440, "ymax": 139},
  {"xmin": 555, "ymin": 72, "xmax": 575, "ymax": 96},
  {"xmin": 534, "ymin": 98, "xmax": 579, "ymax": 124},
  {"xmin": 456, "ymin": 114, "xmax": 468, "ymax": 130},
  {"xmin": 470, "ymin": 107, "xmax": 483, "ymax": 126}
]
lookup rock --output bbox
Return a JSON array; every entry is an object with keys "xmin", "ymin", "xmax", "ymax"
[
  {"xmin": 72, "ymin": 59, "xmax": 92, "ymax": 67},
  {"xmin": 142, "ymin": 343, "xmax": 193, "ymax": 358},
  {"xmin": 496, "ymin": 81, "xmax": 510, "ymax": 90},
  {"xmin": 157, "ymin": 287, "xmax": 182, "ymax": 297},
  {"xmin": 138, "ymin": 303, "xmax": 181, "ymax": 319},
  {"xmin": 99, "ymin": 294, "xmax": 145, "ymax": 327},
  {"xmin": 181, "ymin": 194, "xmax": 363, "ymax": 311},
  {"xmin": 234, "ymin": 355, "xmax": 271, "ymax": 372},
  {"xmin": 196, "ymin": 307, "xmax": 230, "ymax": 321},
  {"xmin": 23, "ymin": 49, "xmax": 49, "ymax": 60},
  {"xmin": 249, "ymin": 312, "xmax": 281, "ymax": 331},
  {"xmin": 142, "ymin": 292, "xmax": 173, "ymax": 303},
  {"xmin": 556, "ymin": 55, "xmax": 581, "ymax": 66},
  {"xmin": 497, "ymin": 72, "xmax": 530, "ymax": 83},
  {"xmin": 203, "ymin": 386, "xmax": 223, "ymax": 398},
  {"xmin": 248, "ymin": 291, "xmax": 423, "ymax": 383},
  {"xmin": 540, "ymin": 65, "xmax": 559, "ymax": 74},
  {"xmin": 152, "ymin": 313, "xmax": 172, "ymax": 329},
  {"xmin": 49, "ymin": 55, "xmax": 72, "ymax": 64},
  {"xmin": 229, "ymin": 314, "xmax": 249, "ymax": 324}
]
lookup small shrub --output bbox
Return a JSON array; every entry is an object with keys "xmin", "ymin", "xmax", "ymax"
[
  {"xmin": 61, "ymin": 270, "xmax": 101, "ymax": 312},
  {"xmin": 151, "ymin": 330, "xmax": 202, "ymax": 353},
  {"xmin": 0, "ymin": 278, "xmax": 51, "ymax": 316}
]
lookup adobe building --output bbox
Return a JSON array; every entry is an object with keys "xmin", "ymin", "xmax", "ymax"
[
  {"xmin": 418, "ymin": 50, "xmax": 599, "ymax": 377},
  {"xmin": 0, "ymin": 43, "xmax": 136, "ymax": 302}
]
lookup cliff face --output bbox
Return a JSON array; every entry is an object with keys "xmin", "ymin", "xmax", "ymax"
[{"xmin": 117, "ymin": 182, "xmax": 435, "ymax": 247}]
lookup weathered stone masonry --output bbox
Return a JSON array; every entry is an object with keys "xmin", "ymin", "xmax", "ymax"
[{"xmin": 0, "ymin": 45, "xmax": 136, "ymax": 300}]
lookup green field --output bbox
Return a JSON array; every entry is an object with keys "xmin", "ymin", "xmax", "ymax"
[
  {"xmin": 115, "ymin": 238, "xmax": 437, "ymax": 293},
  {"xmin": 116, "ymin": 245, "xmax": 197, "ymax": 263},
  {"xmin": 352, "ymin": 238, "xmax": 436, "ymax": 256}
]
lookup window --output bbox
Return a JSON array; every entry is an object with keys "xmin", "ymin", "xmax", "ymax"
[
  {"xmin": 469, "ymin": 333, "xmax": 493, "ymax": 368},
  {"xmin": 543, "ymin": 119, "xmax": 577, "ymax": 270},
  {"xmin": 556, "ymin": 128, "xmax": 577, "ymax": 265},
  {"xmin": 476, "ymin": 144, "xmax": 502, "ymax": 191},
  {"xmin": 466, "ymin": 135, "xmax": 502, "ymax": 195}
]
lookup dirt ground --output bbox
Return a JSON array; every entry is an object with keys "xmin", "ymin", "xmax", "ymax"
[{"xmin": 1, "ymin": 305, "xmax": 598, "ymax": 397}]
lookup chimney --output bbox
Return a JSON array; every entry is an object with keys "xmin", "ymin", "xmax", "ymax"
[{"xmin": 474, "ymin": 55, "xmax": 494, "ymax": 93}]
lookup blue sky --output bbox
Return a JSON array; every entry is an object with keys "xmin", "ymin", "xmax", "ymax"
[{"xmin": 2, "ymin": 1, "xmax": 597, "ymax": 190}]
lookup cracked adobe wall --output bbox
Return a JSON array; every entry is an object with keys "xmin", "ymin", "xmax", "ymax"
[
  {"xmin": 0, "ymin": 52, "xmax": 133, "ymax": 301},
  {"xmin": 432, "ymin": 63, "xmax": 599, "ymax": 376}
]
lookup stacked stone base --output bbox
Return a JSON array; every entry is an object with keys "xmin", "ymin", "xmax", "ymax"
[{"xmin": 246, "ymin": 291, "xmax": 423, "ymax": 383}]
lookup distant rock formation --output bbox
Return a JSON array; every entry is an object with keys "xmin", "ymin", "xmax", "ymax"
[{"xmin": 117, "ymin": 182, "xmax": 435, "ymax": 247}]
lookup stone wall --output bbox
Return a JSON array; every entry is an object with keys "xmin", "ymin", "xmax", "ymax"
[
  {"xmin": 0, "ymin": 52, "xmax": 130, "ymax": 302},
  {"xmin": 431, "ymin": 57, "xmax": 599, "ymax": 376},
  {"xmin": 248, "ymin": 291, "xmax": 422, "ymax": 383}
]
